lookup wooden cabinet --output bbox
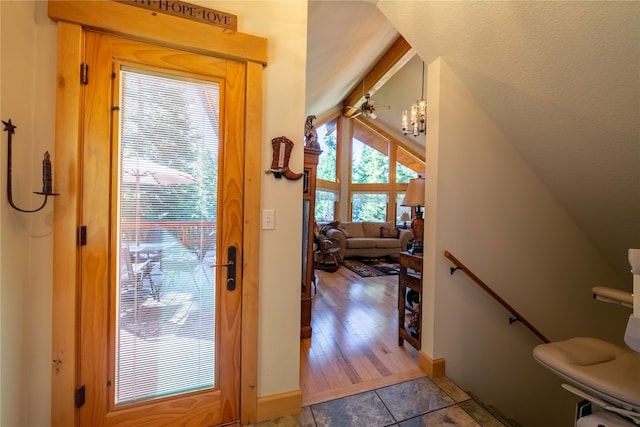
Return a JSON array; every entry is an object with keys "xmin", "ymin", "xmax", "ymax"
[
  {"xmin": 301, "ymin": 146, "xmax": 322, "ymax": 338},
  {"xmin": 398, "ymin": 251, "xmax": 423, "ymax": 349}
]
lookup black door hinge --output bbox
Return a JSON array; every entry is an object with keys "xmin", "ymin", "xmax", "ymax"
[
  {"xmin": 80, "ymin": 63, "xmax": 88, "ymax": 85},
  {"xmin": 75, "ymin": 385, "xmax": 86, "ymax": 408},
  {"xmin": 78, "ymin": 226, "xmax": 87, "ymax": 246}
]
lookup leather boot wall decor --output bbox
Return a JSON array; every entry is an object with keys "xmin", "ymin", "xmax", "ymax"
[{"xmin": 265, "ymin": 136, "xmax": 303, "ymax": 180}]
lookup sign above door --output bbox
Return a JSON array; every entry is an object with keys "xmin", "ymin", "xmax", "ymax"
[{"xmin": 115, "ymin": 0, "xmax": 237, "ymax": 31}]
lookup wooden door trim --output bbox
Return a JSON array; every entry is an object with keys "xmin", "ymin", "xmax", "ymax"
[
  {"xmin": 48, "ymin": 0, "xmax": 268, "ymax": 65},
  {"xmin": 51, "ymin": 21, "xmax": 83, "ymax": 427},
  {"xmin": 50, "ymin": 3, "xmax": 265, "ymax": 425},
  {"xmin": 241, "ymin": 60, "xmax": 263, "ymax": 423}
]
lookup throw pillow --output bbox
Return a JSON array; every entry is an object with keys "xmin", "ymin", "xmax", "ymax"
[{"xmin": 380, "ymin": 226, "xmax": 399, "ymax": 238}]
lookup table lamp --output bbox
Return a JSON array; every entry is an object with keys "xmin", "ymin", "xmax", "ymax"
[
  {"xmin": 400, "ymin": 212, "xmax": 411, "ymax": 229},
  {"xmin": 401, "ymin": 177, "xmax": 425, "ymax": 254}
]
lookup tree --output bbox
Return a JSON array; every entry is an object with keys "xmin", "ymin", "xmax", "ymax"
[
  {"xmin": 352, "ymin": 192, "xmax": 387, "ymax": 221},
  {"xmin": 396, "ymin": 162, "xmax": 418, "ymax": 183},
  {"xmin": 351, "ymin": 140, "xmax": 388, "ymax": 184},
  {"xmin": 317, "ymin": 131, "xmax": 337, "ymax": 181}
]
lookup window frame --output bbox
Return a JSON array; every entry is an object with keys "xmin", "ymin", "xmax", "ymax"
[{"xmin": 347, "ymin": 118, "xmax": 424, "ymax": 222}]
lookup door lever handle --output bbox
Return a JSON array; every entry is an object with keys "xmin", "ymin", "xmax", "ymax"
[
  {"xmin": 211, "ymin": 246, "xmax": 236, "ymax": 291},
  {"xmin": 212, "ymin": 260, "xmax": 234, "ymax": 268}
]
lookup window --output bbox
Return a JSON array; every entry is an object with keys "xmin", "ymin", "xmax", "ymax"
[
  {"xmin": 316, "ymin": 118, "xmax": 337, "ymax": 182},
  {"xmin": 351, "ymin": 122, "xmax": 389, "ymax": 184},
  {"xmin": 315, "ymin": 189, "xmax": 338, "ymax": 222},
  {"xmin": 352, "ymin": 192, "xmax": 388, "ymax": 222},
  {"xmin": 315, "ymin": 116, "xmax": 340, "ymax": 222},
  {"xmin": 313, "ymin": 117, "xmax": 424, "ymax": 224},
  {"xmin": 396, "ymin": 146, "xmax": 423, "ymax": 182},
  {"xmin": 396, "ymin": 192, "xmax": 412, "ymax": 223},
  {"xmin": 349, "ymin": 120, "xmax": 422, "ymax": 222},
  {"xmin": 117, "ymin": 68, "xmax": 217, "ymax": 404}
]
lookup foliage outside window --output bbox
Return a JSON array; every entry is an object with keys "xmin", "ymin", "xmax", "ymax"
[
  {"xmin": 351, "ymin": 138, "xmax": 389, "ymax": 184},
  {"xmin": 396, "ymin": 145, "xmax": 423, "ymax": 182},
  {"xmin": 316, "ymin": 118, "xmax": 337, "ymax": 182},
  {"xmin": 352, "ymin": 192, "xmax": 388, "ymax": 222},
  {"xmin": 396, "ymin": 162, "xmax": 416, "ymax": 183}
]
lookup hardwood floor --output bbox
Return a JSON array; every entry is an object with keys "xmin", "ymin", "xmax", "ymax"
[{"xmin": 300, "ymin": 264, "xmax": 425, "ymax": 407}]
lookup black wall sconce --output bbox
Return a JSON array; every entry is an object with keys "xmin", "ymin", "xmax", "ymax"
[{"xmin": 3, "ymin": 119, "xmax": 58, "ymax": 213}]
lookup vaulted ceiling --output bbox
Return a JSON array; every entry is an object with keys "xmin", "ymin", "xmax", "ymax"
[{"xmin": 305, "ymin": 1, "xmax": 639, "ymax": 280}]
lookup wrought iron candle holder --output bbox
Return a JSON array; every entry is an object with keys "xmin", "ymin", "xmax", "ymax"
[{"xmin": 3, "ymin": 118, "xmax": 59, "ymax": 213}]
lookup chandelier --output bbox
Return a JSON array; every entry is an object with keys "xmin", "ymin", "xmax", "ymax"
[{"xmin": 402, "ymin": 61, "xmax": 427, "ymax": 137}]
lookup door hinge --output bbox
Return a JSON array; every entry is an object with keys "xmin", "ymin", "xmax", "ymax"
[
  {"xmin": 78, "ymin": 226, "xmax": 87, "ymax": 246},
  {"xmin": 80, "ymin": 63, "xmax": 88, "ymax": 85},
  {"xmin": 75, "ymin": 385, "xmax": 86, "ymax": 408}
]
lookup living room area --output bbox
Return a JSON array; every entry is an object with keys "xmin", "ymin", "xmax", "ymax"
[
  {"xmin": 297, "ymin": 2, "xmax": 436, "ymax": 407},
  {"xmin": 300, "ymin": 112, "xmax": 426, "ymax": 406}
]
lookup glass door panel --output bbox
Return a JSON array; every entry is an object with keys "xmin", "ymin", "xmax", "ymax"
[{"xmin": 116, "ymin": 68, "xmax": 219, "ymax": 405}]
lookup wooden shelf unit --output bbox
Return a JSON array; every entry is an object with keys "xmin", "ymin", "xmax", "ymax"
[
  {"xmin": 301, "ymin": 146, "xmax": 322, "ymax": 338},
  {"xmin": 398, "ymin": 251, "xmax": 423, "ymax": 350}
]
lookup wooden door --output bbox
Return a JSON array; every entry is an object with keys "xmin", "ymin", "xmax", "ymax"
[{"xmin": 79, "ymin": 32, "xmax": 244, "ymax": 426}]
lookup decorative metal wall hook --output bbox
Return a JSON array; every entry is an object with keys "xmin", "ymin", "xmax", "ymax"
[{"xmin": 3, "ymin": 119, "xmax": 59, "ymax": 213}]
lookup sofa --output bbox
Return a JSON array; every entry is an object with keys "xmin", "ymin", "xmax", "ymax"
[{"xmin": 323, "ymin": 221, "xmax": 413, "ymax": 259}]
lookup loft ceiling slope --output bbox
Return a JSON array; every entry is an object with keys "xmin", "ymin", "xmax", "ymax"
[{"xmin": 342, "ymin": 36, "xmax": 414, "ymax": 119}]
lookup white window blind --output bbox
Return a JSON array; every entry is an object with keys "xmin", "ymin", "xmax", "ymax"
[{"xmin": 116, "ymin": 68, "xmax": 219, "ymax": 405}]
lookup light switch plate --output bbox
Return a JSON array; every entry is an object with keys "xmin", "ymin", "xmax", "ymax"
[{"xmin": 262, "ymin": 209, "xmax": 275, "ymax": 230}]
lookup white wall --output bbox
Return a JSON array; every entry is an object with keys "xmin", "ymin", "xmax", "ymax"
[
  {"xmin": 1, "ymin": 1, "xmax": 307, "ymax": 424},
  {"xmin": 423, "ymin": 58, "xmax": 630, "ymax": 426},
  {"xmin": 1, "ymin": 2, "xmax": 56, "ymax": 426},
  {"xmin": 206, "ymin": 0, "xmax": 309, "ymax": 398}
]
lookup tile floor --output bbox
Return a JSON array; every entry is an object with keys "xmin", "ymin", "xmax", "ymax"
[{"xmin": 249, "ymin": 376, "xmax": 510, "ymax": 427}]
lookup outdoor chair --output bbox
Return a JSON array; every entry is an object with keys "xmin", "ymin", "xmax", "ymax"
[
  {"xmin": 159, "ymin": 243, "xmax": 203, "ymax": 297},
  {"xmin": 121, "ymin": 244, "xmax": 157, "ymax": 300}
]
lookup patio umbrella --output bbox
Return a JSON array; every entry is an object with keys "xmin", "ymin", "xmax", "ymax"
[
  {"xmin": 121, "ymin": 158, "xmax": 198, "ymax": 185},
  {"xmin": 120, "ymin": 157, "xmax": 199, "ymax": 246}
]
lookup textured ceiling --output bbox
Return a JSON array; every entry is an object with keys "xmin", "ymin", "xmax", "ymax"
[
  {"xmin": 305, "ymin": 1, "xmax": 398, "ymax": 118},
  {"xmin": 306, "ymin": 1, "xmax": 640, "ymax": 280}
]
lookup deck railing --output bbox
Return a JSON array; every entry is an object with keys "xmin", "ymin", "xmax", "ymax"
[
  {"xmin": 121, "ymin": 221, "xmax": 216, "ymax": 248},
  {"xmin": 444, "ymin": 250, "xmax": 550, "ymax": 343}
]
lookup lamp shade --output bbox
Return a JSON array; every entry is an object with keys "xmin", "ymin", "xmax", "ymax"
[
  {"xmin": 400, "ymin": 212, "xmax": 411, "ymax": 222},
  {"xmin": 401, "ymin": 177, "xmax": 425, "ymax": 207},
  {"xmin": 401, "ymin": 177, "xmax": 425, "ymax": 254}
]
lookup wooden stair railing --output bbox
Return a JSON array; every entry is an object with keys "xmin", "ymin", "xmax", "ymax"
[{"xmin": 444, "ymin": 250, "xmax": 550, "ymax": 343}]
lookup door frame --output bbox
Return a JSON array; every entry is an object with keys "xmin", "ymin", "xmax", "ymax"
[{"xmin": 48, "ymin": 2, "xmax": 266, "ymax": 425}]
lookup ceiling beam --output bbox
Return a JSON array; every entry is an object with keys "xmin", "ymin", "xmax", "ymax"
[{"xmin": 342, "ymin": 35, "xmax": 415, "ymax": 118}]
